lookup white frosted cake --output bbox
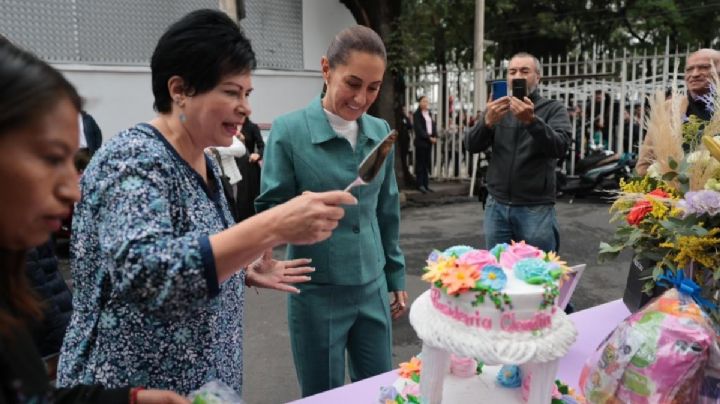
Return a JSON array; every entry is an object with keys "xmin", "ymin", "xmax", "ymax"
[{"xmin": 385, "ymin": 243, "xmax": 580, "ymax": 404}]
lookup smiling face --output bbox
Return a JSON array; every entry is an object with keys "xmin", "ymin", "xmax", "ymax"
[
  {"xmin": 321, "ymin": 50, "xmax": 385, "ymax": 121},
  {"xmin": 685, "ymin": 49, "xmax": 720, "ymax": 96},
  {"xmin": 180, "ymin": 71, "xmax": 253, "ymax": 148},
  {"xmin": 0, "ymin": 97, "xmax": 80, "ymax": 250}
]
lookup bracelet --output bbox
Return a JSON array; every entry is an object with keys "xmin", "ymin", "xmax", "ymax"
[{"xmin": 130, "ymin": 387, "xmax": 145, "ymax": 404}]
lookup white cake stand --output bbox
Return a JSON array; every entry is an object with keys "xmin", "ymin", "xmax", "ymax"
[{"xmin": 409, "ymin": 289, "xmax": 577, "ymax": 404}]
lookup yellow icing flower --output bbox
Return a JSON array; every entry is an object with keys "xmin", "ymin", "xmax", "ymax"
[
  {"xmin": 441, "ymin": 262, "xmax": 481, "ymax": 295},
  {"xmin": 398, "ymin": 356, "xmax": 422, "ymax": 378},
  {"xmin": 421, "ymin": 256, "xmax": 455, "ymax": 283}
]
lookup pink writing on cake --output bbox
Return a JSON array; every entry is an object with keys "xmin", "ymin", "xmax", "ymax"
[
  {"xmin": 430, "ymin": 288, "xmax": 492, "ymax": 330},
  {"xmin": 499, "ymin": 311, "xmax": 552, "ymax": 332}
]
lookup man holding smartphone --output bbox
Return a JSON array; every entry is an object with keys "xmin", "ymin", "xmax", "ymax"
[{"xmin": 464, "ymin": 52, "xmax": 572, "ymax": 252}]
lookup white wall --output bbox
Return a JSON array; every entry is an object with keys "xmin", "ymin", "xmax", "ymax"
[
  {"xmin": 54, "ymin": 2, "xmax": 356, "ymax": 140},
  {"xmin": 59, "ymin": 65, "xmax": 154, "ymax": 141},
  {"xmin": 302, "ymin": 0, "xmax": 356, "ymax": 71},
  {"xmin": 57, "ymin": 65, "xmax": 325, "ymax": 139}
]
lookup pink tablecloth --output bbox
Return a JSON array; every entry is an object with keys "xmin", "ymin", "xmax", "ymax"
[{"xmin": 291, "ymin": 299, "xmax": 631, "ymax": 403}]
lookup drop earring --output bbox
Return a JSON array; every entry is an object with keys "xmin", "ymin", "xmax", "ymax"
[{"xmin": 179, "ymin": 112, "xmax": 187, "ymax": 123}]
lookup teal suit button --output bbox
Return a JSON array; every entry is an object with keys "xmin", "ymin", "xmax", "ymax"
[{"xmin": 352, "ymin": 225, "xmax": 360, "ymax": 234}]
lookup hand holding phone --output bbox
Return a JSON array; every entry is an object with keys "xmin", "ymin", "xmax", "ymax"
[{"xmin": 512, "ymin": 78, "xmax": 527, "ymax": 100}]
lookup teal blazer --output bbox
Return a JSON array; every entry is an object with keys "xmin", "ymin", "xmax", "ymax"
[{"xmin": 256, "ymin": 96, "xmax": 405, "ymax": 291}]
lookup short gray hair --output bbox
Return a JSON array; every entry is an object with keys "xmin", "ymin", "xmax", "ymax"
[{"xmin": 510, "ymin": 52, "xmax": 542, "ymax": 76}]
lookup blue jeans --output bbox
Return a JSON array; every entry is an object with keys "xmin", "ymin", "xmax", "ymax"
[{"xmin": 483, "ymin": 195, "xmax": 560, "ymax": 252}]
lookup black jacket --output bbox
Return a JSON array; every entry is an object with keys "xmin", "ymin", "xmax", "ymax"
[
  {"xmin": 24, "ymin": 240, "xmax": 72, "ymax": 358},
  {"xmin": 412, "ymin": 109, "xmax": 437, "ymax": 149},
  {"xmin": 464, "ymin": 91, "xmax": 572, "ymax": 205},
  {"xmin": 0, "ymin": 305, "xmax": 129, "ymax": 403},
  {"xmin": 80, "ymin": 111, "xmax": 102, "ymax": 155},
  {"xmin": 242, "ymin": 119, "xmax": 264, "ymax": 158}
]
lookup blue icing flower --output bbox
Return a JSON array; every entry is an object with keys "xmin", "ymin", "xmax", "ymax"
[
  {"xmin": 479, "ymin": 265, "xmax": 507, "ymax": 290},
  {"xmin": 443, "ymin": 245, "xmax": 474, "ymax": 258},
  {"xmin": 561, "ymin": 395, "xmax": 580, "ymax": 404},
  {"xmin": 496, "ymin": 365, "xmax": 522, "ymax": 388},
  {"xmin": 489, "ymin": 243, "xmax": 509, "ymax": 260},
  {"xmin": 513, "ymin": 258, "xmax": 552, "ymax": 285},
  {"xmin": 378, "ymin": 385, "xmax": 398, "ymax": 402},
  {"xmin": 427, "ymin": 250, "xmax": 441, "ymax": 263}
]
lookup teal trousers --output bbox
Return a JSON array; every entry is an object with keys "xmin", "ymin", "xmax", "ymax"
[{"xmin": 288, "ymin": 275, "xmax": 393, "ymax": 397}]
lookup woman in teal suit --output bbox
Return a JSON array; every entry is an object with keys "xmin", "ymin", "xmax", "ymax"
[{"xmin": 256, "ymin": 25, "xmax": 407, "ymax": 397}]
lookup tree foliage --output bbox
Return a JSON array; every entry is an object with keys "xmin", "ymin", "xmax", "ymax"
[{"xmin": 393, "ymin": 0, "xmax": 720, "ymax": 64}]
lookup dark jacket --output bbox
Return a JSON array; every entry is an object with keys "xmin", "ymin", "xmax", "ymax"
[
  {"xmin": 412, "ymin": 109, "xmax": 437, "ymax": 149},
  {"xmin": 80, "ymin": 111, "xmax": 102, "ymax": 155},
  {"xmin": 241, "ymin": 119, "xmax": 264, "ymax": 159},
  {"xmin": 465, "ymin": 91, "xmax": 572, "ymax": 205},
  {"xmin": 0, "ymin": 316, "xmax": 130, "ymax": 403},
  {"xmin": 24, "ymin": 240, "xmax": 72, "ymax": 358}
]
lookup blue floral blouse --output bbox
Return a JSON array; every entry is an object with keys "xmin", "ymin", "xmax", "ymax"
[{"xmin": 57, "ymin": 124, "xmax": 245, "ymax": 395}]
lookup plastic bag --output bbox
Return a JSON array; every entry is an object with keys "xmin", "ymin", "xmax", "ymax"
[
  {"xmin": 579, "ymin": 288, "xmax": 719, "ymax": 404},
  {"xmin": 188, "ymin": 380, "xmax": 244, "ymax": 404}
]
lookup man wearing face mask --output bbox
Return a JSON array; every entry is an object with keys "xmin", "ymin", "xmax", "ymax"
[
  {"xmin": 636, "ymin": 48, "xmax": 720, "ymax": 176},
  {"xmin": 464, "ymin": 52, "xmax": 572, "ymax": 252}
]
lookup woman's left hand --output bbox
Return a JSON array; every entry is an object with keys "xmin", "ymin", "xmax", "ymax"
[
  {"xmin": 390, "ymin": 291, "xmax": 409, "ymax": 320},
  {"xmin": 246, "ymin": 249, "xmax": 314, "ymax": 293}
]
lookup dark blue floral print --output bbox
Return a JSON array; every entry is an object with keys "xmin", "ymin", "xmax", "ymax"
[{"xmin": 57, "ymin": 124, "xmax": 245, "ymax": 395}]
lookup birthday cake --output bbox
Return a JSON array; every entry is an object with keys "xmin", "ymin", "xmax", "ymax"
[
  {"xmin": 380, "ymin": 356, "xmax": 586, "ymax": 403},
  {"xmin": 394, "ymin": 243, "xmax": 579, "ymax": 403}
]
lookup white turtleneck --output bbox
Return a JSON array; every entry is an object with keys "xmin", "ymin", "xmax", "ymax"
[{"xmin": 324, "ymin": 108, "xmax": 358, "ymax": 150}]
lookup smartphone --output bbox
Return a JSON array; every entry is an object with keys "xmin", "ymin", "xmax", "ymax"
[
  {"xmin": 491, "ymin": 80, "xmax": 507, "ymax": 100},
  {"xmin": 512, "ymin": 78, "xmax": 527, "ymax": 99}
]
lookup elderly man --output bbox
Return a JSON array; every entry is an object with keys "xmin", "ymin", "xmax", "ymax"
[
  {"xmin": 636, "ymin": 48, "xmax": 720, "ymax": 175},
  {"xmin": 465, "ymin": 52, "xmax": 572, "ymax": 252}
]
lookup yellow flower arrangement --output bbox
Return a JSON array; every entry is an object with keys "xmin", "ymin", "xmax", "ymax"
[{"xmin": 600, "ymin": 83, "xmax": 720, "ymax": 319}]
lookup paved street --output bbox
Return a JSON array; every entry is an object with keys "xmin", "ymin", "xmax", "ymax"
[{"xmin": 243, "ymin": 196, "xmax": 633, "ymax": 403}]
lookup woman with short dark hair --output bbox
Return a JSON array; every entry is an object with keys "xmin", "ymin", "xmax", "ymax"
[
  {"xmin": 0, "ymin": 37, "xmax": 187, "ymax": 404},
  {"xmin": 56, "ymin": 9, "xmax": 355, "ymax": 395}
]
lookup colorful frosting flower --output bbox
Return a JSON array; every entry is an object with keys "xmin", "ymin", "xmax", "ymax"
[
  {"xmin": 378, "ymin": 386, "xmax": 398, "ymax": 402},
  {"xmin": 496, "ymin": 365, "xmax": 522, "ymax": 388},
  {"xmin": 427, "ymin": 250, "xmax": 441, "ymax": 263},
  {"xmin": 449, "ymin": 355, "xmax": 478, "ymax": 378},
  {"xmin": 457, "ymin": 249, "xmax": 497, "ymax": 270},
  {"xmin": 545, "ymin": 251, "xmax": 569, "ymax": 272},
  {"xmin": 479, "ymin": 265, "xmax": 507, "ymax": 291},
  {"xmin": 521, "ymin": 373, "xmax": 565, "ymax": 402},
  {"xmin": 441, "ymin": 262, "xmax": 481, "ymax": 295},
  {"xmin": 489, "ymin": 243, "xmax": 509, "ymax": 260},
  {"xmin": 513, "ymin": 258, "xmax": 552, "ymax": 285},
  {"xmin": 499, "ymin": 241, "xmax": 544, "ymax": 269},
  {"xmin": 421, "ymin": 255, "xmax": 455, "ymax": 284},
  {"xmin": 398, "ymin": 356, "xmax": 422, "ymax": 379},
  {"xmin": 442, "ymin": 245, "xmax": 474, "ymax": 258}
]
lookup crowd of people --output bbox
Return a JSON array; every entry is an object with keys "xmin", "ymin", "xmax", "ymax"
[{"xmin": 1, "ymin": 6, "xmax": 718, "ymax": 403}]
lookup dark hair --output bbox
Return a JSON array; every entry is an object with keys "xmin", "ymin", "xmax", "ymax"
[
  {"xmin": 0, "ymin": 37, "xmax": 81, "ymax": 135},
  {"xmin": 0, "ymin": 38, "xmax": 80, "ymax": 333},
  {"xmin": 326, "ymin": 25, "xmax": 387, "ymax": 68},
  {"xmin": 151, "ymin": 9, "xmax": 256, "ymax": 113}
]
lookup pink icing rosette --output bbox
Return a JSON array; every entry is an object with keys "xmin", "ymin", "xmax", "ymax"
[
  {"xmin": 521, "ymin": 373, "xmax": 562, "ymax": 402},
  {"xmin": 500, "ymin": 241, "xmax": 544, "ymax": 270},
  {"xmin": 456, "ymin": 249, "xmax": 498, "ymax": 271},
  {"xmin": 449, "ymin": 354, "xmax": 478, "ymax": 378}
]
